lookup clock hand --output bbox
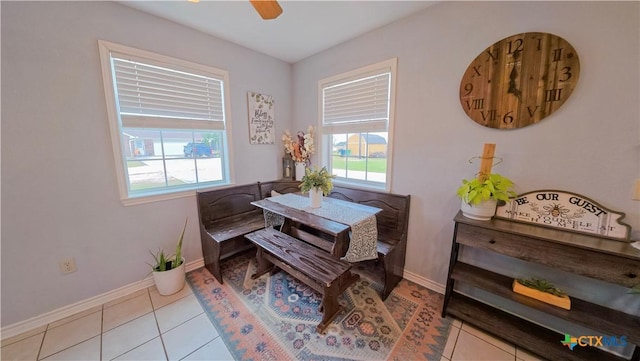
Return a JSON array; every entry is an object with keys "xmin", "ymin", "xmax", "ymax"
[
  {"xmin": 507, "ymin": 82, "xmax": 523, "ymax": 102},
  {"xmin": 507, "ymin": 53, "xmax": 522, "ymax": 101}
]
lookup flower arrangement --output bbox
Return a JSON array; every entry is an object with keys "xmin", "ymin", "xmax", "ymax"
[
  {"xmin": 299, "ymin": 166, "xmax": 336, "ymax": 195},
  {"xmin": 282, "ymin": 125, "xmax": 315, "ymax": 164}
]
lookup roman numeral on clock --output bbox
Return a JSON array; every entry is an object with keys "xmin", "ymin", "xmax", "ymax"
[
  {"xmin": 465, "ymin": 98, "xmax": 484, "ymax": 110},
  {"xmin": 545, "ymin": 88, "xmax": 563, "ymax": 102}
]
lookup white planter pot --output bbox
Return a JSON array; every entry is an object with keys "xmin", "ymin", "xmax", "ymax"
[
  {"xmin": 460, "ymin": 199, "xmax": 498, "ymax": 221},
  {"xmin": 309, "ymin": 187, "xmax": 323, "ymax": 208},
  {"xmin": 152, "ymin": 258, "xmax": 186, "ymax": 296},
  {"xmin": 295, "ymin": 162, "xmax": 306, "ymax": 181}
]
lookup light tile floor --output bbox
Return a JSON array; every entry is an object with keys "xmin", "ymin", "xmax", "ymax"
[{"xmin": 1, "ymin": 282, "xmax": 546, "ymax": 361}]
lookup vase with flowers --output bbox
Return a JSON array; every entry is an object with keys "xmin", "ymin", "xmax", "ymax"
[
  {"xmin": 299, "ymin": 166, "xmax": 335, "ymax": 208},
  {"xmin": 282, "ymin": 126, "xmax": 315, "ymax": 180}
]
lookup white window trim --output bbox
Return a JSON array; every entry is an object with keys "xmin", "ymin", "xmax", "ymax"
[
  {"xmin": 98, "ymin": 40, "xmax": 235, "ymax": 205},
  {"xmin": 317, "ymin": 58, "xmax": 397, "ymax": 192}
]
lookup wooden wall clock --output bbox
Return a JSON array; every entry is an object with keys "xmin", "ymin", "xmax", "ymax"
[{"xmin": 459, "ymin": 32, "xmax": 580, "ymax": 129}]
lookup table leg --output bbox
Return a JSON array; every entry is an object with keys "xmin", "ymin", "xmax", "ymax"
[{"xmin": 332, "ymin": 231, "xmax": 350, "ymax": 258}]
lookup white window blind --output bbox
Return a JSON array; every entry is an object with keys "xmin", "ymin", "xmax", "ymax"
[
  {"xmin": 112, "ymin": 56, "xmax": 225, "ymax": 130},
  {"xmin": 99, "ymin": 40, "xmax": 233, "ymax": 204},
  {"xmin": 322, "ymin": 71, "xmax": 390, "ymax": 132}
]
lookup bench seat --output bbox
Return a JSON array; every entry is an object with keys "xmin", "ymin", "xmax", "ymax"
[
  {"xmin": 245, "ymin": 227, "xmax": 359, "ymax": 333},
  {"xmin": 205, "ymin": 212, "xmax": 265, "ymax": 243},
  {"xmin": 197, "ymin": 183, "xmax": 263, "ymax": 283}
]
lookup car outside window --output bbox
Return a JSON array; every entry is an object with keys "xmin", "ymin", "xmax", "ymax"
[{"xmin": 98, "ymin": 40, "xmax": 233, "ymax": 204}]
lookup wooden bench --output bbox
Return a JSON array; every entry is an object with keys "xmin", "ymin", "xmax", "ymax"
[
  {"xmin": 245, "ymin": 227, "xmax": 359, "ymax": 334},
  {"xmin": 196, "ymin": 183, "xmax": 264, "ymax": 283},
  {"xmin": 258, "ymin": 179, "xmax": 301, "ymax": 198},
  {"xmin": 327, "ymin": 186, "xmax": 410, "ymax": 300}
]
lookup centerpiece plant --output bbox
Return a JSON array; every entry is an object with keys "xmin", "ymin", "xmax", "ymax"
[{"xmin": 299, "ymin": 166, "xmax": 336, "ymax": 208}]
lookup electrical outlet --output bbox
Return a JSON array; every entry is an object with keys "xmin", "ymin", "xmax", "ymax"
[{"xmin": 59, "ymin": 258, "xmax": 77, "ymax": 275}]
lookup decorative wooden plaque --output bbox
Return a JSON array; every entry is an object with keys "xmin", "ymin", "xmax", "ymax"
[
  {"xmin": 495, "ymin": 190, "xmax": 631, "ymax": 241},
  {"xmin": 248, "ymin": 92, "xmax": 275, "ymax": 144}
]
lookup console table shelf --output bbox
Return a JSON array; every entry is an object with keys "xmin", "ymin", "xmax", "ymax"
[{"xmin": 443, "ymin": 211, "xmax": 640, "ymax": 361}]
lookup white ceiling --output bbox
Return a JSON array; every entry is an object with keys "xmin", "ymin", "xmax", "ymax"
[{"xmin": 119, "ymin": 1, "xmax": 438, "ymax": 63}]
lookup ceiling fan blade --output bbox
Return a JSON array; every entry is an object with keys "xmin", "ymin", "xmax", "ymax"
[{"xmin": 249, "ymin": 0, "xmax": 282, "ymax": 20}]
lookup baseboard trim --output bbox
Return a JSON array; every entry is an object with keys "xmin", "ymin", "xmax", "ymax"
[
  {"xmin": 403, "ymin": 269, "xmax": 445, "ymax": 294},
  {"xmin": 1, "ymin": 258, "xmax": 441, "ymax": 341},
  {"xmin": 1, "ymin": 258, "xmax": 205, "ymax": 341}
]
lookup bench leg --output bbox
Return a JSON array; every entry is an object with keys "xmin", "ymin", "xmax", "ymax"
[
  {"xmin": 251, "ymin": 248, "xmax": 275, "ymax": 279},
  {"xmin": 381, "ymin": 249, "xmax": 404, "ymax": 301},
  {"xmin": 201, "ymin": 234, "xmax": 224, "ymax": 284},
  {"xmin": 316, "ymin": 282, "xmax": 342, "ymax": 334}
]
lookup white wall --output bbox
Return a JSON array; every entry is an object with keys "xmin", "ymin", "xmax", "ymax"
[
  {"xmin": 1, "ymin": 1, "xmax": 291, "ymax": 326},
  {"xmin": 293, "ymin": 1, "xmax": 640, "ymax": 290},
  {"xmin": 2, "ymin": 0, "xmax": 639, "ymax": 329}
]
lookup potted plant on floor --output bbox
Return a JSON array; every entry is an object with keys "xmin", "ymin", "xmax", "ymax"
[
  {"xmin": 149, "ymin": 218, "xmax": 188, "ymax": 296},
  {"xmin": 299, "ymin": 166, "xmax": 335, "ymax": 208},
  {"xmin": 456, "ymin": 173, "xmax": 516, "ymax": 220}
]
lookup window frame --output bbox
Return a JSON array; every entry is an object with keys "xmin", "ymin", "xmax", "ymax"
[
  {"xmin": 318, "ymin": 58, "xmax": 397, "ymax": 191},
  {"xmin": 98, "ymin": 40, "xmax": 235, "ymax": 205}
]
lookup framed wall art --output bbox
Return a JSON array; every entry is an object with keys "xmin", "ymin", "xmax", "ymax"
[{"xmin": 248, "ymin": 91, "xmax": 275, "ymax": 144}]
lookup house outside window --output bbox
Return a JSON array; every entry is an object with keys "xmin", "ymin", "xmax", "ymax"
[
  {"xmin": 319, "ymin": 58, "xmax": 397, "ymax": 190},
  {"xmin": 98, "ymin": 41, "xmax": 233, "ymax": 205}
]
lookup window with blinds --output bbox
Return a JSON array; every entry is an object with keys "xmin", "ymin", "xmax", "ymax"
[
  {"xmin": 322, "ymin": 71, "xmax": 390, "ymax": 132},
  {"xmin": 99, "ymin": 40, "xmax": 233, "ymax": 204},
  {"xmin": 319, "ymin": 58, "xmax": 397, "ymax": 190}
]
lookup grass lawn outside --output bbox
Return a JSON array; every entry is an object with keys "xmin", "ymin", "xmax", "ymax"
[{"xmin": 331, "ymin": 156, "xmax": 386, "ymax": 173}]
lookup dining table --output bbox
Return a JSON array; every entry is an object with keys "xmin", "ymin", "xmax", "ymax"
[{"xmin": 251, "ymin": 192, "xmax": 381, "ymax": 262}]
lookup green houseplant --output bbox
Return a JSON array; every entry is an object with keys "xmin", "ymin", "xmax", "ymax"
[
  {"xmin": 513, "ymin": 277, "xmax": 571, "ymax": 310},
  {"xmin": 149, "ymin": 218, "xmax": 187, "ymax": 295},
  {"xmin": 299, "ymin": 166, "xmax": 336, "ymax": 208},
  {"xmin": 456, "ymin": 173, "xmax": 516, "ymax": 220}
]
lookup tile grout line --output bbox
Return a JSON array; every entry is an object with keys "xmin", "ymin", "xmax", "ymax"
[
  {"xmin": 449, "ymin": 322, "xmax": 461, "ymax": 360},
  {"xmin": 459, "ymin": 322, "xmax": 517, "ymax": 357},
  {"xmin": 150, "ymin": 289, "xmax": 170, "ymax": 361},
  {"xmin": 35, "ymin": 323, "xmax": 47, "ymax": 361}
]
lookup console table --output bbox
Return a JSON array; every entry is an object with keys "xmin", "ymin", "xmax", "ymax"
[{"xmin": 442, "ymin": 211, "xmax": 640, "ymax": 361}]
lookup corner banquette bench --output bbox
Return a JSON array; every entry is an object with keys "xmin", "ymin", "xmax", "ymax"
[
  {"xmin": 196, "ymin": 180, "xmax": 300, "ymax": 283},
  {"xmin": 327, "ymin": 186, "xmax": 410, "ymax": 300},
  {"xmin": 197, "ymin": 180, "xmax": 411, "ymax": 301}
]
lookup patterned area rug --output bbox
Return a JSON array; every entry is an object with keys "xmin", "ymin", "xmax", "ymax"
[{"xmin": 187, "ymin": 251, "xmax": 451, "ymax": 360}]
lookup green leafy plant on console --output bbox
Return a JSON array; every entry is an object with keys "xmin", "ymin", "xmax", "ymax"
[{"xmin": 456, "ymin": 173, "xmax": 516, "ymax": 205}]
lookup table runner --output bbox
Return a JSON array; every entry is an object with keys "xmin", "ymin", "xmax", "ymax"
[{"xmin": 264, "ymin": 193, "xmax": 378, "ymax": 262}]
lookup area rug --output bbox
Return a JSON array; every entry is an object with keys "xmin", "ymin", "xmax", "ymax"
[{"xmin": 187, "ymin": 251, "xmax": 451, "ymax": 360}]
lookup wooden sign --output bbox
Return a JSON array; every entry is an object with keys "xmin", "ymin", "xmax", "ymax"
[
  {"xmin": 495, "ymin": 190, "xmax": 631, "ymax": 241},
  {"xmin": 248, "ymin": 92, "xmax": 275, "ymax": 144}
]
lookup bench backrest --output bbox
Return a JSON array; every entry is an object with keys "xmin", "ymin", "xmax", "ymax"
[
  {"xmin": 259, "ymin": 180, "xmax": 301, "ymax": 198},
  {"xmin": 327, "ymin": 186, "xmax": 410, "ymax": 245},
  {"xmin": 196, "ymin": 183, "xmax": 262, "ymax": 227}
]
